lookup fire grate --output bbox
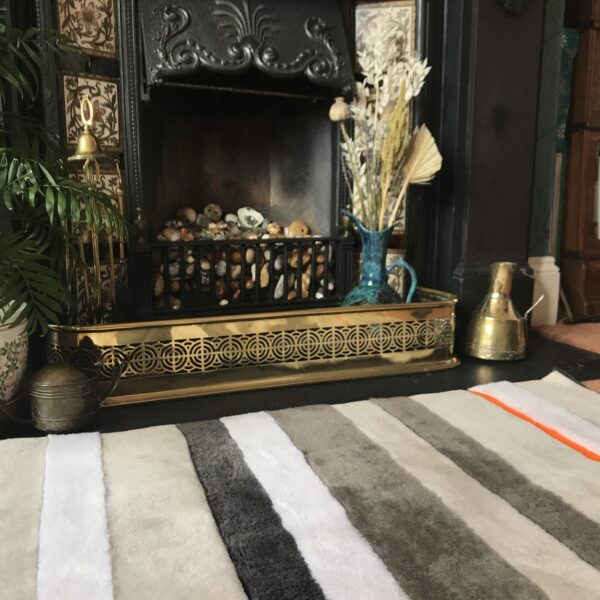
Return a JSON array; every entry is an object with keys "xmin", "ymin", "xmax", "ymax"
[{"xmin": 147, "ymin": 236, "xmax": 353, "ymax": 317}]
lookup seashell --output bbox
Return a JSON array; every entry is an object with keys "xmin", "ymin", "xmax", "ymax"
[
  {"xmin": 227, "ymin": 224, "xmax": 241, "ymax": 238},
  {"xmin": 195, "ymin": 213, "xmax": 210, "ymax": 229},
  {"xmin": 286, "ymin": 219, "xmax": 310, "ymax": 238},
  {"xmin": 165, "ymin": 219, "xmax": 183, "ymax": 229},
  {"xmin": 162, "ymin": 227, "xmax": 181, "ymax": 243},
  {"xmin": 185, "ymin": 264, "xmax": 195, "ymax": 276},
  {"xmin": 204, "ymin": 203, "xmax": 223, "ymax": 223},
  {"xmin": 267, "ymin": 222, "xmax": 282, "ymax": 236},
  {"xmin": 224, "ymin": 213, "xmax": 238, "ymax": 224},
  {"xmin": 273, "ymin": 255, "xmax": 284, "ymax": 272},
  {"xmin": 245, "ymin": 248, "xmax": 256, "ymax": 264},
  {"xmin": 185, "ymin": 254, "xmax": 195, "ymax": 264},
  {"xmin": 230, "ymin": 264, "xmax": 242, "ymax": 280},
  {"xmin": 180, "ymin": 227, "xmax": 194, "ymax": 242},
  {"xmin": 178, "ymin": 207, "xmax": 197, "ymax": 224},
  {"xmin": 231, "ymin": 289, "xmax": 241, "ymax": 303},
  {"xmin": 169, "ymin": 295, "xmax": 182, "ymax": 311},
  {"xmin": 274, "ymin": 275, "xmax": 285, "ymax": 300},
  {"xmin": 200, "ymin": 259, "xmax": 211, "ymax": 271},
  {"xmin": 260, "ymin": 264, "xmax": 270, "ymax": 288},
  {"xmin": 153, "ymin": 274, "xmax": 164, "ymax": 297},
  {"xmin": 215, "ymin": 260, "xmax": 227, "ymax": 277},
  {"xmin": 241, "ymin": 231, "xmax": 258, "ymax": 240},
  {"xmin": 219, "ymin": 299, "xmax": 229, "ymax": 307},
  {"xmin": 316, "ymin": 288, "xmax": 325, "ymax": 300},
  {"xmin": 168, "ymin": 262, "xmax": 180, "ymax": 278},
  {"xmin": 169, "ymin": 280, "xmax": 181, "ymax": 293},
  {"xmin": 215, "ymin": 280, "xmax": 225, "ymax": 299},
  {"xmin": 237, "ymin": 206, "xmax": 264, "ymax": 229},
  {"xmin": 287, "ymin": 290, "xmax": 297, "ymax": 301},
  {"xmin": 302, "ymin": 272, "xmax": 311, "ymax": 292}
]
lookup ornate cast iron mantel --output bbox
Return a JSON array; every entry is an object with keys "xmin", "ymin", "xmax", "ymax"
[{"xmin": 139, "ymin": 0, "xmax": 355, "ymax": 94}]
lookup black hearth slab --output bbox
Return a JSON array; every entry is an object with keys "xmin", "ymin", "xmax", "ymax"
[{"xmin": 97, "ymin": 334, "xmax": 600, "ymax": 434}]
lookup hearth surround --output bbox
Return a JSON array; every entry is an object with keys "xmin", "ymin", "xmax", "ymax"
[
  {"xmin": 28, "ymin": 0, "xmax": 547, "ymax": 404},
  {"xmin": 129, "ymin": 0, "xmax": 357, "ymax": 320},
  {"xmin": 40, "ymin": 0, "xmax": 464, "ymax": 403}
]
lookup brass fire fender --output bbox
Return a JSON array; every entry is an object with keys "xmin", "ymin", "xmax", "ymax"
[{"xmin": 48, "ymin": 288, "xmax": 459, "ymax": 406}]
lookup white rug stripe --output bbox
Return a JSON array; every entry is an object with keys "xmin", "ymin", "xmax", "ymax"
[
  {"xmin": 222, "ymin": 411, "xmax": 408, "ymax": 600},
  {"xmin": 37, "ymin": 433, "xmax": 113, "ymax": 600},
  {"xmin": 471, "ymin": 380, "xmax": 600, "ymax": 457},
  {"xmin": 0, "ymin": 437, "xmax": 47, "ymax": 600},
  {"xmin": 337, "ymin": 401, "xmax": 600, "ymax": 600},
  {"xmin": 102, "ymin": 426, "xmax": 247, "ymax": 600},
  {"xmin": 518, "ymin": 372, "xmax": 600, "ymax": 428},
  {"xmin": 412, "ymin": 389, "xmax": 600, "ymax": 523}
]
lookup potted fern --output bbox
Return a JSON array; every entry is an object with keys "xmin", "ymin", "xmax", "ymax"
[{"xmin": 0, "ymin": 8, "xmax": 126, "ymax": 409}]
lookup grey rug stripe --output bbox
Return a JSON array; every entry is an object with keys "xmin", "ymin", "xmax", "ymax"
[
  {"xmin": 178, "ymin": 421, "xmax": 325, "ymax": 600},
  {"xmin": 374, "ymin": 396, "xmax": 600, "ymax": 570},
  {"xmin": 271, "ymin": 405, "xmax": 549, "ymax": 600}
]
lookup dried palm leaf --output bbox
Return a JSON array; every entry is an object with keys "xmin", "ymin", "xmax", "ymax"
[{"xmin": 387, "ymin": 125, "xmax": 442, "ymax": 228}]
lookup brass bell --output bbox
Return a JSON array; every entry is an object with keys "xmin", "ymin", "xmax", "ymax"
[{"xmin": 68, "ymin": 95, "xmax": 105, "ymax": 178}]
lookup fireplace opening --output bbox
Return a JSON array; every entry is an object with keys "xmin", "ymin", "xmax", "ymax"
[
  {"xmin": 134, "ymin": 88, "xmax": 353, "ymax": 318},
  {"xmin": 140, "ymin": 89, "xmax": 339, "ymax": 237},
  {"xmin": 129, "ymin": 0, "xmax": 356, "ymax": 320}
]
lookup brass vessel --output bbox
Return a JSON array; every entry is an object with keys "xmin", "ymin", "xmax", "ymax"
[
  {"xmin": 31, "ymin": 363, "xmax": 121, "ymax": 433},
  {"xmin": 465, "ymin": 262, "xmax": 528, "ymax": 361}
]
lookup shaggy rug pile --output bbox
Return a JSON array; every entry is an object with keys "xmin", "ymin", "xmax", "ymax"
[{"xmin": 2, "ymin": 371, "xmax": 600, "ymax": 599}]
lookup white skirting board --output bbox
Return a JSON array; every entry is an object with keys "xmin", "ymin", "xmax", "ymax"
[{"xmin": 528, "ymin": 256, "xmax": 560, "ymax": 327}]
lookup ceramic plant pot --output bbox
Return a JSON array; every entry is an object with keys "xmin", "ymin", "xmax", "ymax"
[
  {"xmin": 0, "ymin": 318, "xmax": 28, "ymax": 405},
  {"xmin": 342, "ymin": 211, "xmax": 417, "ymax": 307}
]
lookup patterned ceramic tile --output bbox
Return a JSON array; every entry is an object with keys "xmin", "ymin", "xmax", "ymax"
[
  {"xmin": 63, "ymin": 73, "xmax": 121, "ymax": 150},
  {"xmin": 72, "ymin": 167, "xmax": 124, "ymax": 210},
  {"xmin": 356, "ymin": 1, "xmax": 416, "ymax": 59},
  {"xmin": 57, "ymin": 0, "xmax": 118, "ymax": 58}
]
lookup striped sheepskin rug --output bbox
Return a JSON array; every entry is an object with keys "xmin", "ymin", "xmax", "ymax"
[{"xmin": 2, "ymin": 371, "xmax": 600, "ymax": 599}]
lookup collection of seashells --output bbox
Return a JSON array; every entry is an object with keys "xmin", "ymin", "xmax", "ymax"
[
  {"xmin": 153, "ymin": 204, "xmax": 336, "ymax": 311},
  {"xmin": 157, "ymin": 204, "xmax": 312, "ymax": 243}
]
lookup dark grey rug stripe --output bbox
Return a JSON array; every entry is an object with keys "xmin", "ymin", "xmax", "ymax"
[
  {"xmin": 271, "ymin": 405, "xmax": 548, "ymax": 600},
  {"xmin": 374, "ymin": 396, "xmax": 600, "ymax": 570},
  {"xmin": 178, "ymin": 421, "xmax": 325, "ymax": 600}
]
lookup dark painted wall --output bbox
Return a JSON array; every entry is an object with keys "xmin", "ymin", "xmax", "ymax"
[{"xmin": 410, "ymin": 0, "xmax": 546, "ymax": 332}]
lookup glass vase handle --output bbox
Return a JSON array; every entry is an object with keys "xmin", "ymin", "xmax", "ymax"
[{"xmin": 387, "ymin": 257, "xmax": 417, "ymax": 304}]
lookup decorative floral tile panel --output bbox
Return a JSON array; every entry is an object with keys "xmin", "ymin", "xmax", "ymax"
[
  {"xmin": 63, "ymin": 73, "xmax": 121, "ymax": 150},
  {"xmin": 58, "ymin": 0, "xmax": 118, "ymax": 58},
  {"xmin": 72, "ymin": 167, "xmax": 124, "ymax": 210},
  {"xmin": 356, "ymin": 1, "xmax": 416, "ymax": 60}
]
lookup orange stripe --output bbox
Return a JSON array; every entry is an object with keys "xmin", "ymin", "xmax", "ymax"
[{"xmin": 469, "ymin": 390, "xmax": 600, "ymax": 462}]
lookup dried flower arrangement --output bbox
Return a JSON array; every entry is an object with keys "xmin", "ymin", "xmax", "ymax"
[{"xmin": 330, "ymin": 16, "xmax": 442, "ymax": 232}]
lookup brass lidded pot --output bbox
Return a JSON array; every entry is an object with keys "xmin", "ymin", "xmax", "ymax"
[
  {"xmin": 31, "ymin": 363, "xmax": 118, "ymax": 433},
  {"xmin": 465, "ymin": 262, "xmax": 527, "ymax": 361}
]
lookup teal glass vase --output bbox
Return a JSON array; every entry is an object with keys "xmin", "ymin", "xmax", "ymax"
[{"xmin": 342, "ymin": 211, "xmax": 417, "ymax": 307}]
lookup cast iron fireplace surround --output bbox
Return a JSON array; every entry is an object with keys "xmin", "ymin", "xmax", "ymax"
[
  {"xmin": 124, "ymin": 0, "xmax": 357, "ymax": 319},
  {"xmin": 27, "ymin": 0, "xmax": 545, "ymax": 325}
]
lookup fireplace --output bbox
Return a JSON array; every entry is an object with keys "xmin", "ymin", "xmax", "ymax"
[{"xmin": 120, "ymin": 0, "xmax": 357, "ymax": 320}]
